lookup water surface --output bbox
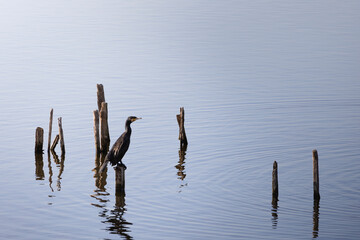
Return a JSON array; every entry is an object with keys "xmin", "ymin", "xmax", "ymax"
[{"xmin": 0, "ymin": 1, "xmax": 360, "ymax": 239}]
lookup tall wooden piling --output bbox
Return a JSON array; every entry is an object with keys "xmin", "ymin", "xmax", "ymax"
[
  {"xmin": 115, "ymin": 164, "xmax": 126, "ymax": 195},
  {"xmin": 176, "ymin": 107, "xmax": 188, "ymax": 147},
  {"xmin": 97, "ymin": 84, "xmax": 105, "ymax": 112},
  {"xmin": 93, "ymin": 110, "xmax": 100, "ymax": 153},
  {"xmin": 313, "ymin": 149, "xmax": 320, "ymax": 200},
  {"xmin": 47, "ymin": 108, "xmax": 53, "ymax": 153},
  {"xmin": 35, "ymin": 127, "xmax": 44, "ymax": 153},
  {"xmin": 100, "ymin": 102, "xmax": 110, "ymax": 152},
  {"xmin": 272, "ymin": 161, "xmax": 279, "ymax": 202},
  {"xmin": 58, "ymin": 117, "xmax": 65, "ymax": 154}
]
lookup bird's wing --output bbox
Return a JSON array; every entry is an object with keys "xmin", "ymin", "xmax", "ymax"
[{"xmin": 112, "ymin": 132, "xmax": 127, "ymax": 158}]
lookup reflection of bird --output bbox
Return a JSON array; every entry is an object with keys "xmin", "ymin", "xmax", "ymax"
[{"xmin": 99, "ymin": 116, "xmax": 141, "ymax": 172}]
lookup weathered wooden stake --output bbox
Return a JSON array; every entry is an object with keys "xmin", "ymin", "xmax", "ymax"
[
  {"xmin": 176, "ymin": 107, "xmax": 188, "ymax": 147},
  {"xmin": 51, "ymin": 134, "xmax": 60, "ymax": 151},
  {"xmin": 313, "ymin": 149, "xmax": 320, "ymax": 200},
  {"xmin": 93, "ymin": 110, "xmax": 100, "ymax": 153},
  {"xmin": 272, "ymin": 161, "xmax": 279, "ymax": 202},
  {"xmin": 115, "ymin": 164, "xmax": 126, "ymax": 195},
  {"xmin": 35, "ymin": 127, "xmax": 44, "ymax": 153},
  {"xmin": 100, "ymin": 102, "xmax": 110, "ymax": 152},
  {"xmin": 58, "ymin": 117, "xmax": 65, "ymax": 154},
  {"xmin": 97, "ymin": 84, "xmax": 106, "ymax": 112},
  {"xmin": 47, "ymin": 108, "xmax": 53, "ymax": 153}
]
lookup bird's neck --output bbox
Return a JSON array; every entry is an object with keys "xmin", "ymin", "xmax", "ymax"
[{"xmin": 125, "ymin": 121, "xmax": 132, "ymax": 134}]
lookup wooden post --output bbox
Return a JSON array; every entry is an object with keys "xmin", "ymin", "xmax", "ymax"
[
  {"xmin": 58, "ymin": 117, "xmax": 65, "ymax": 154},
  {"xmin": 35, "ymin": 127, "xmax": 44, "ymax": 153},
  {"xmin": 51, "ymin": 134, "xmax": 60, "ymax": 151},
  {"xmin": 313, "ymin": 149, "xmax": 320, "ymax": 200},
  {"xmin": 115, "ymin": 164, "xmax": 126, "ymax": 195},
  {"xmin": 100, "ymin": 102, "xmax": 110, "ymax": 152},
  {"xmin": 47, "ymin": 108, "xmax": 53, "ymax": 153},
  {"xmin": 272, "ymin": 161, "xmax": 279, "ymax": 203},
  {"xmin": 176, "ymin": 107, "xmax": 188, "ymax": 147},
  {"xmin": 97, "ymin": 84, "xmax": 105, "ymax": 112},
  {"xmin": 93, "ymin": 110, "xmax": 100, "ymax": 153}
]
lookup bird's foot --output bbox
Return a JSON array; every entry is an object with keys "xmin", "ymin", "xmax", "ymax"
[{"xmin": 116, "ymin": 162, "xmax": 127, "ymax": 170}]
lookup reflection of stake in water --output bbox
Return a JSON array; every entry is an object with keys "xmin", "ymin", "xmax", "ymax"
[
  {"xmin": 105, "ymin": 195, "xmax": 133, "ymax": 239},
  {"xmin": 313, "ymin": 199, "xmax": 320, "ymax": 239},
  {"xmin": 93, "ymin": 152, "xmax": 108, "ymax": 191},
  {"xmin": 50, "ymin": 150, "xmax": 65, "ymax": 191},
  {"xmin": 175, "ymin": 145, "xmax": 188, "ymax": 192},
  {"xmin": 35, "ymin": 149, "xmax": 65, "ymax": 192},
  {"xmin": 47, "ymin": 152, "xmax": 54, "ymax": 192},
  {"xmin": 271, "ymin": 201, "xmax": 278, "ymax": 229},
  {"xmin": 35, "ymin": 153, "xmax": 45, "ymax": 180},
  {"xmin": 91, "ymin": 152, "xmax": 133, "ymax": 239}
]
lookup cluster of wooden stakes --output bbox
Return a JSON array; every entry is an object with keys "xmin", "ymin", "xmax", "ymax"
[
  {"xmin": 34, "ymin": 84, "xmax": 188, "ymax": 196},
  {"xmin": 34, "ymin": 109, "xmax": 65, "ymax": 156},
  {"xmin": 35, "ymin": 84, "xmax": 320, "ymax": 204},
  {"xmin": 272, "ymin": 149, "xmax": 321, "ymax": 204}
]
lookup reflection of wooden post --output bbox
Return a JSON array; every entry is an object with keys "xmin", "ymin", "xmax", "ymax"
[
  {"xmin": 51, "ymin": 134, "xmax": 59, "ymax": 151},
  {"xmin": 115, "ymin": 165, "xmax": 126, "ymax": 195},
  {"xmin": 313, "ymin": 199, "xmax": 320, "ymax": 238},
  {"xmin": 47, "ymin": 152, "xmax": 54, "ymax": 192},
  {"xmin": 100, "ymin": 102, "xmax": 110, "ymax": 152},
  {"xmin": 176, "ymin": 107, "xmax": 188, "ymax": 147},
  {"xmin": 272, "ymin": 161, "xmax": 279, "ymax": 203},
  {"xmin": 94, "ymin": 152, "xmax": 107, "ymax": 190},
  {"xmin": 313, "ymin": 149, "xmax": 320, "ymax": 200},
  {"xmin": 176, "ymin": 148, "xmax": 187, "ymax": 181},
  {"xmin": 93, "ymin": 110, "xmax": 100, "ymax": 153},
  {"xmin": 58, "ymin": 117, "xmax": 65, "ymax": 154},
  {"xmin": 47, "ymin": 108, "xmax": 53, "ymax": 153},
  {"xmin": 35, "ymin": 153, "xmax": 45, "ymax": 180},
  {"xmin": 35, "ymin": 127, "xmax": 44, "ymax": 153},
  {"xmin": 97, "ymin": 84, "xmax": 105, "ymax": 112},
  {"xmin": 271, "ymin": 201, "xmax": 278, "ymax": 229},
  {"xmin": 51, "ymin": 149, "xmax": 60, "ymax": 165}
]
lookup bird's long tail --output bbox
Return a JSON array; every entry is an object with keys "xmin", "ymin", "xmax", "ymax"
[{"xmin": 99, "ymin": 158, "xmax": 110, "ymax": 173}]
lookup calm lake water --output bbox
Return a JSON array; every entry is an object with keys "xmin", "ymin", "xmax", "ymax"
[{"xmin": 1, "ymin": 1, "xmax": 360, "ymax": 239}]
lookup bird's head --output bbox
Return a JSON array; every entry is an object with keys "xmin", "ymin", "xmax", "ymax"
[{"xmin": 128, "ymin": 116, "xmax": 142, "ymax": 123}]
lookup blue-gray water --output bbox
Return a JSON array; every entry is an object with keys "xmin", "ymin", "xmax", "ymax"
[{"xmin": 1, "ymin": 1, "xmax": 360, "ymax": 239}]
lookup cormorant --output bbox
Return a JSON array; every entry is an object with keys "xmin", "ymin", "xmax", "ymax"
[{"xmin": 99, "ymin": 116, "xmax": 141, "ymax": 172}]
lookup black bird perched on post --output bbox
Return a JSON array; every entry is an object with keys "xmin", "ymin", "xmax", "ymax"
[{"xmin": 99, "ymin": 116, "xmax": 141, "ymax": 173}]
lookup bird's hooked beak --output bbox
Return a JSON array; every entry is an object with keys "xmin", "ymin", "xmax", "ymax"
[{"xmin": 132, "ymin": 117, "xmax": 142, "ymax": 122}]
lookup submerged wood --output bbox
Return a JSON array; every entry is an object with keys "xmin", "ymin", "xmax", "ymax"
[
  {"xmin": 272, "ymin": 161, "xmax": 279, "ymax": 203},
  {"xmin": 313, "ymin": 149, "xmax": 320, "ymax": 200},
  {"xmin": 100, "ymin": 102, "xmax": 110, "ymax": 152},
  {"xmin": 177, "ymin": 107, "xmax": 188, "ymax": 147},
  {"xmin": 97, "ymin": 84, "xmax": 106, "ymax": 112},
  {"xmin": 58, "ymin": 117, "xmax": 65, "ymax": 154},
  {"xmin": 93, "ymin": 110, "xmax": 100, "ymax": 153},
  {"xmin": 35, "ymin": 127, "xmax": 44, "ymax": 153},
  {"xmin": 47, "ymin": 108, "xmax": 53, "ymax": 153},
  {"xmin": 51, "ymin": 134, "xmax": 60, "ymax": 151}
]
